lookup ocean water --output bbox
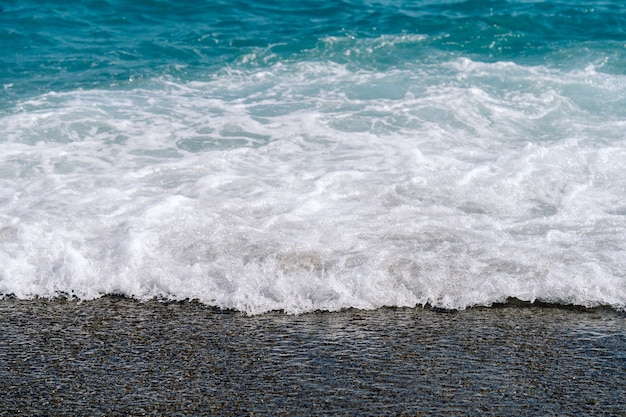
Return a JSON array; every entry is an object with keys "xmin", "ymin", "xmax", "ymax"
[{"xmin": 1, "ymin": 0, "xmax": 625, "ymax": 314}]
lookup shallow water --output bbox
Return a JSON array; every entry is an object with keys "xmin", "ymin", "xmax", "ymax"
[{"xmin": 0, "ymin": 297, "xmax": 624, "ymax": 416}]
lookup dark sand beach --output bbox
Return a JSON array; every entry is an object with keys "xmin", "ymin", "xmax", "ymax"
[{"xmin": 0, "ymin": 297, "xmax": 624, "ymax": 416}]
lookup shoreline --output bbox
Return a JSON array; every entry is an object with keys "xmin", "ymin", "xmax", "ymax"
[{"xmin": 2, "ymin": 293, "xmax": 624, "ymax": 315}]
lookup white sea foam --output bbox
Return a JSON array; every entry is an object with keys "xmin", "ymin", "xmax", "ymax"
[{"xmin": 0, "ymin": 58, "xmax": 625, "ymax": 313}]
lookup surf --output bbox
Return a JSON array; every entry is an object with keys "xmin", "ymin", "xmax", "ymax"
[{"xmin": 1, "ymin": 1, "xmax": 625, "ymax": 314}]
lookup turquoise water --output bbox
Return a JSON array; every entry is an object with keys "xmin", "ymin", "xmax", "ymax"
[
  {"xmin": 1, "ymin": 1, "xmax": 625, "ymax": 313},
  {"xmin": 4, "ymin": 1, "xmax": 625, "ymax": 103}
]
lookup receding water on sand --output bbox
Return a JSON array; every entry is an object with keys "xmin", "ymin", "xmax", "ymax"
[{"xmin": 0, "ymin": 296, "xmax": 624, "ymax": 416}]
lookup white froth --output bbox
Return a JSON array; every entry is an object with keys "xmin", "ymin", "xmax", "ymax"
[{"xmin": 0, "ymin": 58, "xmax": 625, "ymax": 313}]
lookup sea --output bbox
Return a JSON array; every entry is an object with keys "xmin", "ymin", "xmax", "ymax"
[
  {"xmin": 2, "ymin": 0, "xmax": 626, "ymax": 315},
  {"xmin": 1, "ymin": 1, "xmax": 625, "ymax": 414}
]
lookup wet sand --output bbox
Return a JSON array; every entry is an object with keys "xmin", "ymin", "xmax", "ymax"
[{"xmin": 0, "ymin": 296, "xmax": 624, "ymax": 416}]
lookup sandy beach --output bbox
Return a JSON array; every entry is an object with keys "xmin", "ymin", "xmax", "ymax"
[{"xmin": 0, "ymin": 297, "xmax": 623, "ymax": 416}]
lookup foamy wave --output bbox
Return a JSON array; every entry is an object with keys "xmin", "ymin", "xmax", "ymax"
[{"xmin": 0, "ymin": 59, "xmax": 625, "ymax": 314}]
